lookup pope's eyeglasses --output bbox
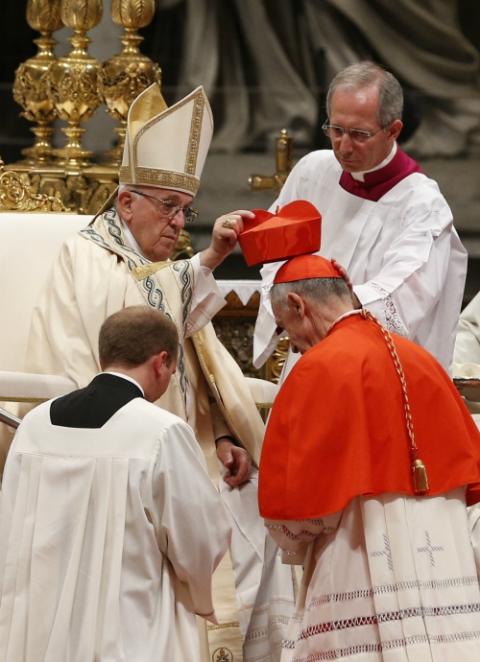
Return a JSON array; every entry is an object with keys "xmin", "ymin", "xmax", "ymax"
[
  {"xmin": 130, "ymin": 189, "xmax": 198, "ymax": 223},
  {"xmin": 322, "ymin": 121, "xmax": 385, "ymax": 144}
]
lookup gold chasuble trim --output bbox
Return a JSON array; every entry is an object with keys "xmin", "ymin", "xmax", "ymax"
[
  {"xmin": 132, "ymin": 261, "xmax": 170, "ymax": 280},
  {"xmin": 192, "ymin": 325, "xmax": 263, "ymax": 466},
  {"xmin": 192, "ymin": 330, "xmax": 244, "ymax": 451}
]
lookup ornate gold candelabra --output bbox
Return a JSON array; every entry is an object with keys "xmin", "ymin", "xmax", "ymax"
[
  {"xmin": 99, "ymin": 0, "xmax": 160, "ymax": 166},
  {"xmin": 13, "ymin": 0, "xmax": 63, "ymax": 165},
  {"xmin": 48, "ymin": 0, "xmax": 103, "ymax": 168}
]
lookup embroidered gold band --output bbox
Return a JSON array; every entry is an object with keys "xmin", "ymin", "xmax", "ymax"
[
  {"xmin": 207, "ymin": 620, "xmax": 241, "ymax": 631},
  {"xmin": 132, "ymin": 261, "xmax": 170, "ymax": 281},
  {"xmin": 186, "ymin": 90, "xmax": 204, "ymax": 175},
  {"xmin": 119, "ymin": 167, "xmax": 199, "ymax": 195}
]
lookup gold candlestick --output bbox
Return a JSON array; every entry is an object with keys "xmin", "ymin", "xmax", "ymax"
[
  {"xmin": 249, "ymin": 129, "xmax": 293, "ymax": 191},
  {"xmin": 99, "ymin": 0, "xmax": 160, "ymax": 166},
  {"xmin": 13, "ymin": 0, "xmax": 63, "ymax": 165},
  {"xmin": 48, "ymin": 0, "xmax": 103, "ymax": 169}
]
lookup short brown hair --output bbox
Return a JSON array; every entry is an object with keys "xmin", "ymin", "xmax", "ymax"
[{"xmin": 99, "ymin": 306, "xmax": 179, "ymax": 369}]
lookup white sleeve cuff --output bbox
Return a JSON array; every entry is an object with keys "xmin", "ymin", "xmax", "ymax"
[{"xmin": 186, "ymin": 254, "xmax": 226, "ymax": 336}]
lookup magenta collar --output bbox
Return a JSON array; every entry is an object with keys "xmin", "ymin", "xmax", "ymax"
[{"xmin": 339, "ymin": 148, "xmax": 421, "ymax": 202}]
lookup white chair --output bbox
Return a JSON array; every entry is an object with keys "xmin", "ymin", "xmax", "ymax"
[{"xmin": 0, "ymin": 212, "xmax": 90, "ymax": 427}]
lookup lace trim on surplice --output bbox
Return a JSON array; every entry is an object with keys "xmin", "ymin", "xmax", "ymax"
[{"xmin": 368, "ymin": 281, "xmax": 406, "ymax": 335}]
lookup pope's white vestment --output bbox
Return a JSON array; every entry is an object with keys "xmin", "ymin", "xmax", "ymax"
[
  {"xmin": 254, "ymin": 148, "xmax": 467, "ymax": 373},
  {"xmin": 18, "ymin": 209, "xmax": 295, "ymax": 661},
  {"xmin": 0, "ymin": 397, "xmax": 230, "ymax": 662}
]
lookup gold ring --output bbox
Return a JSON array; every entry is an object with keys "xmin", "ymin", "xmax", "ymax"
[{"xmin": 222, "ymin": 217, "xmax": 236, "ymax": 229}]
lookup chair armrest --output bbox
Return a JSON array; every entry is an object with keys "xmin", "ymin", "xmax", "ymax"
[
  {"xmin": 0, "ymin": 370, "xmax": 76, "ymax": 402},
  {"xmin": 245, "ymin": 376, "xmax": 278, "ymax": 407}
]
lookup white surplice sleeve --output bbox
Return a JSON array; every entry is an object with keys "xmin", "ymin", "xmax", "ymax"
[
  {"xmin": 150, "ymin": 420, "xmax": 230, "ymax": 621},
  {"xmin": 185, "ymin": 254, "xmax": 226, "ymax": 337},
  {"xmin": 353, "ymin": 212, "xmax": 456, "ymax": 338},
  {"xmin": 265, "ymin": 512, "xmax": 342, "ymax": 565}
]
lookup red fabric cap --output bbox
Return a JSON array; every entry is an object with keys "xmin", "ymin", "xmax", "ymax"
[
  {"xmin": 238, "ymin": 200, "xmax": 321, "ymax": 267},
  {"xmin": 274, "ymin": 254, "xmax": 342, "ymax": 284}
]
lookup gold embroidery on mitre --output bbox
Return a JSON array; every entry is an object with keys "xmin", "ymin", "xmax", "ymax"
[
  {"xmin": 131, "ymin": 87, "xmax": 204, "ymax": 175},
  {"xmin": 132, "ymin": 261, "xmax": 170, "ymax": 280},
  {"xmin": 119, "ymin": 167, "xmax": 199, "ymax": 194},
  {"xmin": 186, "ymin": 88, "xmax": 204, "ymax": 175}
]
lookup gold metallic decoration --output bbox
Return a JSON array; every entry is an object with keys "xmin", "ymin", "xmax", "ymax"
[
  {"xmin": 221, "ymin": 217, "xmax": 236, "ymax": 229},
  {"xmin": 249, "ymin": 128, "xmax": 293, "ymax": 191},
  {"xmin": 4, "ymin": 160, "xmax": 118, "ymax": 214},
  {"xmin": 81, "ymin": 165, "xmax": 120, "ymax": 214},
  {"xmin": 212, "ymin": 291, "xmax": 264, "ymax": 380},
  {"xmin": 412, "ymin": 458, "xmax": 429, "ymax": 494},
  {"xmin": 47, "ymin": 0, "xmax": 103, "ymax": 168},
  {"xmin": 212, "ymin": 647, "xmax": 234, "ymax": 662},
  {"xmin": 118, "ymin": 166, "xmax": 198, "ymax": 194},
  {"xmin": 99, "ymin": 0, "xmax": 160, "ymax": 166},
  {"xmin": 172, "ymin": 229, "xmax": 194, "ymax": 260},
  {"xmin": 212, "ymin": 290, "xmax": 290, "ymax": 384},
  {"xmin": 265, "ymin": 337, "xmax": 290, "ymax": 383},
  {"xmin": 0, "ymin": 158, "xmax": 68, "ymax": 212},
  {"xmin": 185, "ymin": 89, "xmax": 204, "ymax": 175},
  {"xmin": 13, "ymin": 0, "xmax": 63, "ymax": 165},
  {"xmin": 132, "ymin": 261, "xmax": 169, "ymax": 280}
]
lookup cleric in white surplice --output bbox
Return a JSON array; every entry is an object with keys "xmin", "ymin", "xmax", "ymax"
[
  {"xmin": 254, "ymin": 61, "xmax": 467, "ymax": 376},
  {"xmin": 0, "ymin": 306, "xmax": 230, "ymax": 662}
]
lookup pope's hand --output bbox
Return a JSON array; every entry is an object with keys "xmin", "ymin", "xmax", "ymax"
[
  {"xmin": 200, "ymin": 210, "xmax": 254, "ymax": 271},
  {"xmin": 215, "ymin": 438, "xmax": 252, "ymax": 488}
]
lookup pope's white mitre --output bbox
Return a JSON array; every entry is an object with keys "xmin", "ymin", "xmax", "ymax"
[{"xmin": 119, "ymin": 83, "xmax": 213, "ymax": 196}]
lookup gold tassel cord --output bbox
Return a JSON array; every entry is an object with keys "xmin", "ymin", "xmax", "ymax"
[
  {"xmin": 412, "ymin": 458, "xmax": 429, "ymax": 494},
  {"xmin": 361, "ymin": 309, "xmax": 429, "ymax": 495}
]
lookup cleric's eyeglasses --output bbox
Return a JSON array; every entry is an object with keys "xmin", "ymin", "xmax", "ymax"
[
  {"xmin": 322, "ymin": 121, "xmax": 385, "ymax": 144},
  {"xmin": 130, "ymin": 189, "xmax": 198, "ymax": 223}
]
